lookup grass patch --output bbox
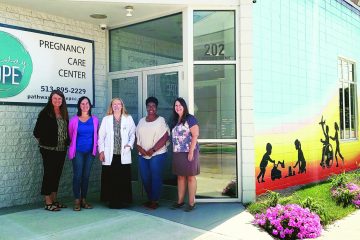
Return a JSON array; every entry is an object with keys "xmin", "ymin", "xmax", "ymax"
[{"xmin": 247, "ymin": 170, "xmax": 360, "ymax": 225}]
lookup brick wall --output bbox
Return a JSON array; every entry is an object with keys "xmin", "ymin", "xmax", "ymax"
[{"xmin": 0, "ymin": 3, "xmax": 107, "ymax": 208}]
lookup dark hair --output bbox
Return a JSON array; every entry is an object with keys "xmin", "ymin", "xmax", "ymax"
[
  {"xmin": 77, "ymin": 96, "xmax": 92, "ymax": 116},
  {"xmin": 171, "ymin": 97, "xmax": 190, "ymax": 129},
  {"xmin": 146, "ymin": 96, "xmax": 158, "ymax": 106},
  {"xmin": 40, "ymin": 90, "xmax": 68, "ymax": 120}
]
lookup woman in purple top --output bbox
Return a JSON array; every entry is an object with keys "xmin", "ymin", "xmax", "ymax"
[
  {"xmin": 170, "ymin": 97, "xmax": 200, "ymax": 212},
  {"xmin": 68, "ymin": 96, "xmax": 99, "ymax": 211}
]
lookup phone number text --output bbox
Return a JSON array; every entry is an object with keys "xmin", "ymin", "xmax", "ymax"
[{"xmin": 40, "ymin": 85, "xmax": 87, "ymax": 94}]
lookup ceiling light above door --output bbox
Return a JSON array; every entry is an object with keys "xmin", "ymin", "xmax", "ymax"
[{"xmin": 125, "ymin": 6, "xmax": 134, "ymax": 17}]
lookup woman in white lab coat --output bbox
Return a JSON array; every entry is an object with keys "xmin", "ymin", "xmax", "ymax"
[{"xmin": 98, "ymin": 98, "xmax": 136, "ymax": 208}]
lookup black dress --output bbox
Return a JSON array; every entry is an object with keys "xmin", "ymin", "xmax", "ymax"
[{"xmin": 101, "ymin": 154, "xmax": 132, "ymax": 208}]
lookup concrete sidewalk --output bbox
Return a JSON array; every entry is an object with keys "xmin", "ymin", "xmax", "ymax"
[
  {"xmin": 316, "ymin": 210, "xmax": 360, "ymax": 240},
  {"xmin": 0, "ymin": 198, "xmax": 358, "ymax": 240}
]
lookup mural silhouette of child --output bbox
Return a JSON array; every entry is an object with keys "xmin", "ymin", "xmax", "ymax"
[
  {"xmin": 330, "ymin": 122, "xmax": 344, "ymax": 167},
  {"xmin": 293, "ymin": 139, "xmax": 306, "ymax": 174},
  {"xmin": 257, "ymin": 143, "xmax": 275, "ymax": 183},
  {"xmin": 319, "ymin": 116, "xmax": 333, "ymax": 168}
]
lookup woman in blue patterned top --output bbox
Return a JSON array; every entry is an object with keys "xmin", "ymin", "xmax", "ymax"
[{"xmin": 170, "ymin": 97, "xmax": 200, "ymax": 212}]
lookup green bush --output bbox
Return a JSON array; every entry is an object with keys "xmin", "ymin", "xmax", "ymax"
[
  {"xmin": 247, "ymin": 190, "xmax": 282, "ymax": 214},
  {"xmin": 330, "ymin": 173, "xmax": 348, "ymax": 188},
  {"xmin": 300, "ymin": 197, "xmax": 330, "ymax": 225},
  {"xmin": 266, "ymin": 190, "xmax": 280, "ymax": 207}
]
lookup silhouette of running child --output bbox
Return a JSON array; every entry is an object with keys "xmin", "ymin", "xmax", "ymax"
[
  {"xmin": 257, "ymin": 143, "xmax": 275, "ymax": 183},
  {"xmin": 330, "ymin": 122, "xmax": 344, "ymax": 167},
  {"xmin": 319, "ymin": 116, "xmax": 331, "ymax": 168},
  {"xmin": 293, "ymin": 139, "xmax": 306, "ymax": 174}
]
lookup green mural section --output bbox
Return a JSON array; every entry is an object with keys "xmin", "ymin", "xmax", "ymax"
[{"xmin": 253, "ymin": 0, "xmax": 360, "ymax": 194}]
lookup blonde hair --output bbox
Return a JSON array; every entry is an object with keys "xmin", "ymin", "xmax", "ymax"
[{"xmin": 106, "ymin": 98, "xmax": 128, "ymax": 116}]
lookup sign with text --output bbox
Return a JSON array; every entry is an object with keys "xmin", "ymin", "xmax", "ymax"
[{"xmin": 0, "ymin": 23, "xmax": 94, "ymax": 105}]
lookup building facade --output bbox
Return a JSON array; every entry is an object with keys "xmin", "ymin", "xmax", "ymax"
[{"xmin": 0, "ymin": 0, "xmax": 359, "ymax": 208}]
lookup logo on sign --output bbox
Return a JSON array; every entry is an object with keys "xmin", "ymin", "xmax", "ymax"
[{"xmin": 0, "ymin": 31, "xmax": 33, "ymax": 98}]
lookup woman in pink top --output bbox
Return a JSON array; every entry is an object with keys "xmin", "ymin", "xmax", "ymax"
[{"xmin": 68, "ymin": 96, "xmax": 99, "ymax": 211}]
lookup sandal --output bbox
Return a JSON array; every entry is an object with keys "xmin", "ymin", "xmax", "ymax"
[
  {"xmin": 44, "ymin": 203, "xmax": 60, "ymax": 211},
  {"xmin": 81, "ymin": 201, "xmax": 93, "ymax": 209},
  {"xmin": 170, "ymin": 202, "xmax": 185, "ymax": 210},
  {"xmin": 145, "ymin": 201, "xmax": 159, "ymax": 210},
  {"xmin": 73, "ymin": 202, "xmax": 81, "ymax": 211},
  {"xmin": 184, "ymin": 204, "xmax": 196, "ymax": 212},
  {"xmin": 53, "ymin": 201, "xmax": 67, "ymax": 208}
]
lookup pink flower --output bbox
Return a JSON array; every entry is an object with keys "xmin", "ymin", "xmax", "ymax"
[{"xmin": 253, "ymin": 204, "xmax": 322, "ymax": 239}]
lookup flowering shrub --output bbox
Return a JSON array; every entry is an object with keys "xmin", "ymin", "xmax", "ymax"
[
  {"xmin": 253, "ymin": 204, "xmax": 322, "ymax": 239},
  {"xmin": 331, "ymin": 182, "xmax": 360, "ymax": 208},
  {"xmin": 353, "ymin": 193, "xmax": 360, "ymax": 208}
]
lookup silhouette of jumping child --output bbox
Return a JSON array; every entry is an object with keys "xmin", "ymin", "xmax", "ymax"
[
  {"xmin": 257, "ymin": 143, "xmax": 275, "ymax": 183},
  {"xmin": 319, "ymin": 116, "xmax": 332, "ymax": 168},
  {"xmin": 330, "ymin": 122, "xmax": 344, "ymax": 167},
  {"xmin": 293, "ymin": 139, "xmax": 306, "ymax": 174}
]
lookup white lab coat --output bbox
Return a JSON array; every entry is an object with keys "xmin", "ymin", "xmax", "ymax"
[{"xmin": 98, "ymin": 114, "xmax": 136, "ymax": 165}]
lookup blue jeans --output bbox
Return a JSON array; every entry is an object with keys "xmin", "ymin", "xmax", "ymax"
[
  {"xmin": 72, "ymin": 151, "xmax": 94, "ymax": 199},
  {"xmin": 139, "ymin": 153, "xmax": 166, "ymax": 201}
]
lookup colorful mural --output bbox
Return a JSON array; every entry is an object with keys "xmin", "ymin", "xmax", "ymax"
[{"xmin": 253, "ymin": 0, "xmax": 360, "ymax": 195}]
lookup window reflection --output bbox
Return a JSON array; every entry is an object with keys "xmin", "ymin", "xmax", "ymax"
[
  {"xmin": 110, "ymin": 14, "xmax": 182, "ymax": 71},
  {"xmin": 194, "ymin": 65, "xmax": 236, "ymax": 139},
  {"xmin": 193, "ymin": 11, "xmax": 235, "ymax": 61},
  {"xmin": 147, "ymin": 72, "xmax": 179, "ymax": 124},
  {"xmin": 112, "ymin": 77, "xmax": 139, "ymax": 123},
  {"xmin": 197, "ymin": 143, "xmax": 237, "ymax": 198}
]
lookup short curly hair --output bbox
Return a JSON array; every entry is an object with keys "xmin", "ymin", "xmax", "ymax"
[{"xmin": 146, "ymin": 96, "xmax": 158, "ymax": 106}]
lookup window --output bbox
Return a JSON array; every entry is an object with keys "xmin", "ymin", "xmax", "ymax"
[
  {"xmin": 338, "ymin": 58, "xmax": 357, "ymax": 139},
  {"xmin": 109, "ymin": 13, "xmax": 182, "ymax": 72},
  {"xmin": 193, "ymin": 10, "xmax": 237, "ymax": 199}
]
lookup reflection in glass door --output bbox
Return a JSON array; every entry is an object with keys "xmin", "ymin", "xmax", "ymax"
[
  {"xmin": 145, "ymin": 71, "xmax": 179, "ymax": 123},
  {"xmin": 112, "ymin": 75, "xmax": 140, "ymax": 123}
]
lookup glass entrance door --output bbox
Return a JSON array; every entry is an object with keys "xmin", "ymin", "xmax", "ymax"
[{"xmin": 109, "ymin": 64, "xmax": 183, "ymax": 201}]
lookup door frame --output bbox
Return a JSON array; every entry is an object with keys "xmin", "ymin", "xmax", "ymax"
[{"xmin": 108, "ymin": 63, "xmax": 184, "ymax": 118}]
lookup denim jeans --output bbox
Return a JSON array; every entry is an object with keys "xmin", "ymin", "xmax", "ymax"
[
  {"xmin": 72, "ymin": 151, "xmax": 94, "ymax": 199},
  {"xmin": 139, "ymin": 152, "xmax": 166, "ymax": 201}
]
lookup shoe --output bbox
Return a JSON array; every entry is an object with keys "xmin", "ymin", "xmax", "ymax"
[
  {"xmin": 53, "ymin": 201, "xmax": 67, "ymax": 208},
  {"xmin": 44, "ymin": 203, "xmax": 60, "ymax": 211},
  {"xmin": 145, "ymin": 201, "xmax": 159, "ymax": 210},
  {"xmin": 184, "ymin": 204, "xmax": 196, "ymax": 212},
  {"xmin": 142, "ymin": 201, "xmax": 151, "ymax": 207},
  {"xmin": 170, "ymin": 202, "xmax": 185, "ymax": 210},
  {"xmin": 73, "ymin": 203, "xmax": 81, "ymax": 211},
  {"xmin": 81, "ymin": 201, "xmax": 93, "ymax": 209}
]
